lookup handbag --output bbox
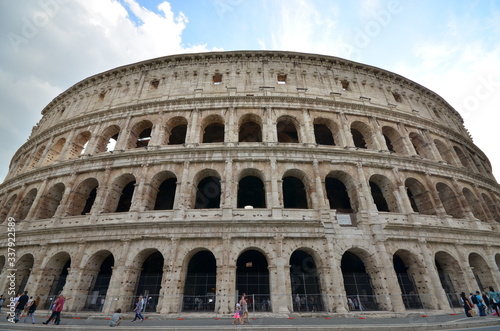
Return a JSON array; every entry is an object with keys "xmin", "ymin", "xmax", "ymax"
[{"xmin": 469, "ymin": 308, "xmax": 476, "ymax": 316}]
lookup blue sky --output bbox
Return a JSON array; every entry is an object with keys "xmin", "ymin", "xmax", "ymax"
[{"xmin": 0, "ymin": 0, "xmax": 499, "ymax": 182}]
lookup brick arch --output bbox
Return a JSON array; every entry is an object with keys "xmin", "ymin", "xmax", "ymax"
[
  {"xmin": 14, "ymin": 187, "xmax": 38, "ymax": 221},
  {"xmin": 462, "ymin": 187, "xmax": 487, "ymax": 221},
  {"xmin": 39, "ymin": 251, "xmax": 72, "ymax": 299},
  {"xmin": 43, "ymin": 137, "xmax": 66, "ymax": 166},
  {"xmin": 27, "ymin": 145, "xmax": 45, "ymax": 170},
  {"xmin": 409, "ymin": 132, "xmax": 433, "ymax": 159},
  {"xmin": 192, "ymin": 169, "xmax": 222, "ymax": 209},
  {"xmin": 238, "ymin": 113, "xmax": 263, "ymax": 143},
  {"xmin": 103, "ymin": 174, "xmax": 136, "ymax": 213},
  {"xmin": 282, "ymin": 169, "xmax": 311, "ymax": 209},
  {"xmin": 127, "ymin": 119, "xmax": 154, "ymax": 149},
  {"xmin": 351, "ymin": 120, "xmax": 375, "ymax": 150},
  {"xmin": 393, "ymin": 249, "xmax": 431, "ymax": 309},
  {"xmin": 68, "ymin": 131, "xmax": 91, "ymax": 159},
  {"xmin": 325, "ymin": 170, "xmax": 358, "ymax": 213},
  {"xmin": 201, "ymin": 114, "xmax": 225, "ymax": 143},
  {"xmin": 435, "ymin": 250, "xmax": 466, "ymax": 307},
  {"xmin": 313, "ymin": 117, "xmax": 340, "ymax": 146},
  {"xmin": 404, "ymin": 177, "xmax": 436, "ymax": 215},
  {"xmin": 469, "ymin": 252, "xmax": 497, "ymax": 291},
  {"xmin": 434, "ymin": 139, "xmax": 456, "ymax": 165},
  {"xmin": 36, "ymin": 182, "xmax": 65, "ymax": 219},
  {"xmin": 277, "ymin": 115, "xmax": 300, "ymax": 143},
  {"xmin": 165, "ymin": 116, "xmax": 188, "ymax": 145},
  {"xmin": 146, "ymin": 170, "xmax": 177, "ymax": 211}
]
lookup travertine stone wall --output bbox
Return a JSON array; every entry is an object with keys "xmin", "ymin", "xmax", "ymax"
[{"xmin": 0, "ymin": 51, "xmax": 499, "ymax": 316}]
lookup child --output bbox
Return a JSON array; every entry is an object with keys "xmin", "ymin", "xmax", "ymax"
[{"xmin": 232, "ymin": 304, "xmax": 241, "ymax": 325}]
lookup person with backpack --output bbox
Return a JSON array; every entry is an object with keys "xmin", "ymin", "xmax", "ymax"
[
  {"xmin": 488, "ymin": 287, "xmax": 500, "ymax": 316},
  {"xmin": 475, "ymin": 291, "xmax": 486, "ymax": 316},
  {"xmin": 24, "ymin": 296, "xmax": 38, "ymax": 324}
]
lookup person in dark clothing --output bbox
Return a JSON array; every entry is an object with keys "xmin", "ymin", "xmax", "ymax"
[
  {"xmin": 460, "ymin": 292, "xmax": 473, "ymax": 317},
  {"xmin": 14, "ymin": 291, "xmax": 29, "ymax": 323}
]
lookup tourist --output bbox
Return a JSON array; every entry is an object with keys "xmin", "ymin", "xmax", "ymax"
[
  {"xmin": 14, "ymin": 291, "xmax": 29, "ymax": 323},
  {"xmin": 488, "ymin": 287, "xmax": 500, "ymax": 316},
  {"xmin": 232, "ymin": 303, "xmax": 241, "ymax": 325},
  {"xmin": 475, "ymin": 291, "xmax": 486, "ymax": 316},
  {"xmin": 109, "ymin": 308, "xmax": 123, "ymax": 327},
  {"xmin": 24, "ymin": 296, "xmax": 38, "ymax": 324},
  {"xmin": 0, "ymin": 295, "xmax": 4, "ymax": 313},
  {"xmin": 460, "ymin": 292, "xmax": 473, "ymax": 317},
  {"xmin": 43, "ymin": 294, "xmax": 66, "ymax": 325},
  {"xmin": 131, "ymin": 296, "xmax": 144, "ymax": 322}
]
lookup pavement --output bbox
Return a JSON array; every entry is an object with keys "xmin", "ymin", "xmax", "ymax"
[{"xmin": 1, "ymin": 311, "xmax": 499, "ymax": 331}]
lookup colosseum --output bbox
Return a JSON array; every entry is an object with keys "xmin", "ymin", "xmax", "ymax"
[{"xmin": 0, "ymin": 50, "xmax": 499, "ymax": 316}]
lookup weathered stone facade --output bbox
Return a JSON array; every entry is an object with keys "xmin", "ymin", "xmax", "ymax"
[{"xmin": 0, "ymin": 51, "xmax": 499, "ymax": 316}]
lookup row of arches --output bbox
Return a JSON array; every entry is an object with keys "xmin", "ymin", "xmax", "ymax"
[
  {"xmin": 12, "ymin": 111, "xmax": 491, "ymax": 178},
  {"xmin": 2, "ymin": 244, "xmax": 498, "ymax": 313},
  {"xmin": 2, "ymin": 167, "xmax": 499, "ymax": 224}
]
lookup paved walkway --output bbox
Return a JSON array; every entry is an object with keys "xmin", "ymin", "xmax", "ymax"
[{"xmin": 1, "ymin": 311, "xmax": 499, "ymax": 331}]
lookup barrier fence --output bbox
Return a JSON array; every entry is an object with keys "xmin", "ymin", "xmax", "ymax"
[{"xmin": 27, "ymin": 292, "xmax": 473, "ymax": 315}]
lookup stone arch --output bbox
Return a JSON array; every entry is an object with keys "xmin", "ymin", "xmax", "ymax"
[
  {"xmin": 79, "ymin": 250, "xmax": 115, "ymax": 311},
  {"xmin": 436, "ymin": 182, "xmax": 465, "ymax": 218},
  {"xmin": 434, "ymin": 139, "xmax": 455, "ymax": 165},
  {"xmin": 36, "ymin": 183, "xmax": 65, "ymax": 219},
  {"xmin": 94, "ymin": 125, "xmax": 120, "ymax": 153},
  {"xmin": 277, "ymin": 115, "xmax": 300, "ymax": 143},
  {"xmin": 28, "ymin": 145, "xmax": 45, "ymax": 170},
  {"xmin": 435, "ymin": 251, "xmax": 465, "ymax": 308},
  {"xmin": 350, "ymin": 121, "xmax": 374, "ymax": 149},
  {"xmin": 325, "ymin": 171, "xmax": 357, "ymax": 213},
  {"xmin": 193, "ymin": 169, "xmax": 222, "ymax": 209},
  {"xmin": 166, "ymin": 116, "xmax": 188, "ymax": 145},
  {"xmin": 42, "ymin": 137, "xmax": 66, "ymax": 166},
  {"xmin": 469, "ymin": 252, "xmax": 496, "ymax": 292},
  {"xmin": 67, "ymin": 178, "xmax": 99, "ymax": 216},
  {"xmin": 290, "ymin": 249, "xmax": 324, "ymax": 312},
  {"xmin": 68, "ymin": 131, "xmax": 91, "ymax": 159},
  {"xmin": 132, "ymin": 250, "xmax": 165, "ymax": 313},
  {"xmin": 238, "ymin": 113, "xmax": 263, "ymax": 142},
  {"xmin": 404, "ymin": 178, "xmax": 436, "ymax": 215},
  {"xmin": 236, "ymin": 248, "xmax": 270, "ymax": 307},
  {"xmin": 128, "ymin": 120, "xmax": 153, "ymax": 149},
  {"xmin": 409, "ymin": 132, "xmax": 432, "ymax": 159},
  {"xmin": 393, "ymin": 249, "xmax": 429, "ymax": 309},
  {"xmin": 40, "ymin": 251, "xmax": 71, "ymax": 308},
  {"xmin": 147, "ymin": 171, "xmax": 177, "ymax": 211},
  {"xmin": 182, "ymin": 249, "xmax": 217, "ymax": 312},
  {"xmin": 103, "ymin": 174, "xmax": 136, "ymax": 213},
  {"xmin": 0, "ymin": 194, "xmax": 17, "ymax": 223},
  {"xmin": 201, "ymin": 115, "xmax": 225, "ymax": 143},
  {"xmin": 481, "ymin": 193, "xmax": 500, "ymax": 222},
  {"xmin": 282, "ymin": 169, "xmax": 310, "ymax": 209},
  {"xmin": 462, "ymin": 188, "xmax": 486, "ymax": 221},
  {"xmin": 341, "ymin": 248, "xmax": 379, "ymax": 311},
  {"xmin": 14, "ymin": 188, "xmax": 38, "ymax": 221},
  {"xmin": 382, "ymin": 126, "xmax": 405, "ymax": 154},
  {"xmin": 453, "ymin": 146, "xmax": 473, "ymax": 171},
  {"xmin": 313, "ymin": 117, "xmax": 338, "ymax": 146},
  {"xmin": 369, "ymin": 174, "xmax": 399, "ymax": 212},
  {"xmin": 237, "ymin": 171, "xmax": 266, "ymax": 208},
  {"xmin": 13, "ymin": 253, "xmax": 34, "ymax": 294}
]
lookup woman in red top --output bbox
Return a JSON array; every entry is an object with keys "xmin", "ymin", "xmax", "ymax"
[{"xmin": 43, "ymin": 294, "xmax": 65, "ymax": 325}]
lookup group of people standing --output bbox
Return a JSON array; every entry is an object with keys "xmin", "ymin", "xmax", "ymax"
[{"xmin": 460, "ymin": 287, "xmax": 500, "ymax": 318}]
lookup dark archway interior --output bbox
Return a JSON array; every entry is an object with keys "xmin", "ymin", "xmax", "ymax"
[
  {"xmin": 351, "ymin": 129, "xmax": 366, "ymax": 148},
  {"xmin": 369, "ymin": 181, "xmax": 389, "ymax": 212},
  {"xmin": 314, "ymin": 124, "xmax": 335, "ymax": 145},
  {"xmin": 195, "ymin": 176, "xmax": 221, "ymax": 209},
  {"xmin": 82, "ymin": 187, "xmax": 98, "ymax": 215},
  {"xmin": 237, "ymin": 176, "xmax": 266, "ymax": 208},
  {"xmin": 183, "ymin": 251, "xmax": 217, "ymax": 311},
  {"xmin": 283, "ymin": 177, "xmax": 308, "ymax": 209},
  {"xmin": 325, "ymin": 178, "xmax": 352, "ymax": 212},
  {"xmin": 203, "ymin": 123, "xmax": 224, "ymax": 143},
  {"xmin": 154, "ymin": 178, "xmax": 176, "ymax": 210},
  {"xmin": 239, "ymin": 121, "xmax": 262, "ymax": 142},
  {"xmin": 169, "ymin": 124, "xmax": 187, "ymax": 145},
  {"xmin": 236, "ymin": 250, "xmax": 269, "ymax": 298},
  {"xmin": 135, "ymin": 252, "xmax": 164, "ymax": 312},
  {"xmin": 116, "ymin": 181, "xmax": 135, "ymax": 212}
]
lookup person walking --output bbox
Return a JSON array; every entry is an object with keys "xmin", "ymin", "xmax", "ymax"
[
  {"xmin": 475, "ymin": 291, "xmax": 487, "ymax": 316},
  {"xmin": 14, "ymin": 291, "xmax": 29, "ymax": 323},
  {"xmin": 488, "ymin": 287, "xmax": 500, "ymax": 316},
  {"xmin": 131, "ymin": 296, "xmax": 145, "ymax": 322},
  {"xmin": 0, "ymin": 295, "xmax": 4, "ymax": 313},
  {"xmin": 460, "ymin": 292, "xmax": 473, "ymax": 317},
  {"xmin": 43, "ymin": 294, "xmax": 66, "ymax": 325},
  {"xmin": 24, "ymin": 296, "xmax": 38, "ymax": 324}
]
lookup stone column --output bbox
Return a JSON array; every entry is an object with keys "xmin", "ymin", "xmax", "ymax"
[
  {"xmin": 215, "ymin": 236, "xmax": 235, "ymax": 315},
  {"xmin": 301, "ymin": 108, "xmax": 314, "ymax": 144},
  {"xmin": 25, "ymin": 180, "xmax": 48, "ymax": 220},
  {"xmin": 369, "ymin": 117, "xmax": 387, "ymax": 151},
  {"xmin": 397, "ymin": 123, "xmax": 417, "ymax": 155},
  {"xmin": 451, "ymin": 179, "xmax": 475, "ymax": 219},
  {"xmin": 339, "ymin": 112, "xmax": 354, "ymax": 147},
  {"xmin": 423, "ymin": 174, "xmax": 447, "ymax": 216},
  {"xmin": 160, "ymin": 238, "xmax": 184, "ymax": 313},
  {"xmin": 392, "ymin": 168, "xmax": 414, "ymax": 214},
  {"xmin": 323, "ymin": 242, "xmax": 348, "ymax": 313},
  {"xmin": 418, "ymin": 241, "xmax": 451, "ymax": 310}
]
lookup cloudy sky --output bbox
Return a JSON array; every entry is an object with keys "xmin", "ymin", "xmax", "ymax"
[{"xmin": 0, "ymin": 0, "xmax": 499, "ymax": 182}]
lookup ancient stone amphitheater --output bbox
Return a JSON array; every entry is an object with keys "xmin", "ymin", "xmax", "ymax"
[{"xmin": 0, "ymin": 51, "xmax": 499, "ymax": 316}]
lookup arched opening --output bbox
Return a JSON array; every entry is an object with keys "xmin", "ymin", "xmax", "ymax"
[
  {"xmin": 95, "ymin": 125, "xmax": 120, "ymax": 153},
  {"xmin": 435, "ymin": 252, "xmax": 464, "ymax": 308},
  {"xmin": 393, "ymin": 254, "xmax": 423, "ymax": 309},
  {"xmin": 14, "ymin": 254, "xmax": 34, "ymax": 294},
  {"xmin": 43, "ymin": 138, "xmax": 66, "ymax": 166},
  {"xmin": 463, "ymin": 188, "xmax": 486, "ymax": 221},
  {"xmin": 43, "ymin": 254, "xmax": 71, "ymax": 309},
  {"xmin": 277, "ymin": 117, "xmax": 299, "ymax": 143},
  {"xmin": 116, "ymin": 181, "xmax": 136, "ymax": 212},
  {"xmin": 369, "ymin": 175, "xmax": 399, "ymax": 212},
  {"xmin": 236, "ymin": 250, "xmax": 270, "ymax": 311},
  {"xmin": 67, "ymin": 178, "xmax": 99, "ymax": 216},
  {"xmin": 325, "ymin": 177, "xmax": 352, "ymax": 213},
  {"xmin": 154, "ymin": 178, "xmax": 176, "ymax": 210},
  {"xmin": 37, "ymin": 183, "xmax": 65, "ymax": 219},
  {"xmin": 84, "ymin": 253, "xmax": 114, "ymax": 311},
  {"xmin": 239, "ymin": 121, "xmax": 262, "ymax": 142},
  {"xmin": 351, "ymin": 128, "xmax": 367, "ymax": 149},
  {"xmin": 290, "ymin": 250, "xmax": 323, "ymax": 312},
  {"xmin": 405, "ymin": 178, "xmax": 436, "ymax": 215},
  {"xmin": 283, "ymin": 176, "xmax": 308, "ymax": 209},
  {"xmin": 136, "ymin": 127, "xmax": 152, "ymax": 148},
  {"xmin": 351, "ymin": 121, "xmax": 374, "ymax": 149},
  {"xmin": 195, "ymin": 176, "xmax": 221, "ymax": 209},
  {"xmin": 0, "ymin": 194, "xmax": 17, "ymax": 223},
  {"xmin": 15, "ymin": 188, "xmax": 37, "ymax": 221},
  {"xmin": 203, "ymin": 123, "xmax": 225, "ymax": 143},
  {"xmin": 382, "ymin": 126, "xmax": 405, "ymax": 154},
  {"xmin": 369, "ymin": 181, "xmax": 389, "ymax": 212},
  {"xmin": 237, "ymin": 176, "xmax": 266, "ymax": 208},
  {"xmin": 68, "ymin": 131, "xmax": 91, "ymax": 159},
  {"xmin": 167, "ymin": 117, "xmax": 188, "ymax": 145},
  {"xmin": 314, "ymin": 124, "xmax": 335, "ymax": 145},
  {"xmin": 436, "ymin": 182, "xmax": 465, "ymax": 218},
  {"xmin": 409, "ymin": 132, "xmax": 432, "ymax": 159},
  {"xmin": 135, "ymin": 251, "xmax": 164, "ymax": 313},
  {"xmin": 453, "ymin": 146, "xmax": 472, "ymax": 170},
  {"xmin": 182, "ymin": 250, "xmax": 217, "ymax": 312},
  {"xmin": 28, "ymin": 145, "xmax": 45, "ymax": 170},
  {"xmin": 469, "ymin": 253, "xmax": 495, "ymax": 292},
  {"xmin": 434, "ymin": 139, "xmax": 455, "ymax": 165},
  {"xmin": 341, "ymin": 251, "xmax": 378, "ymax": 311},
  {"xmin": 482, "ymin": 193, "xmax": 500, "ymax": 221}
]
